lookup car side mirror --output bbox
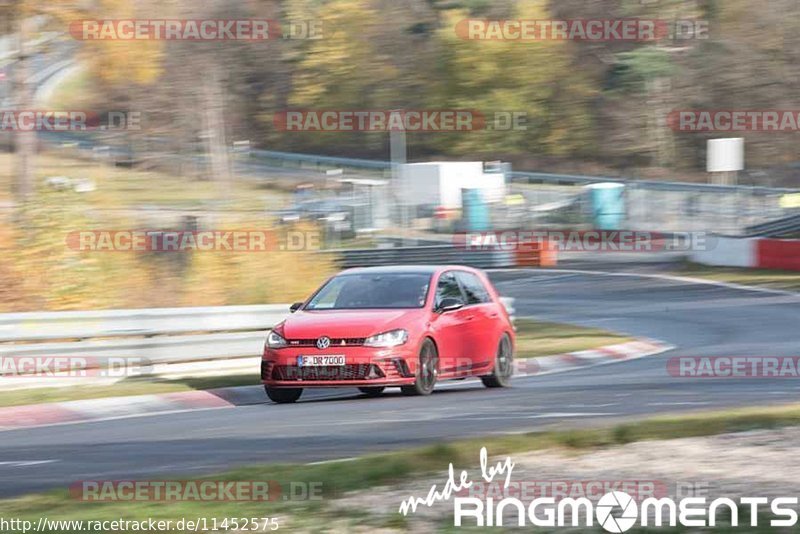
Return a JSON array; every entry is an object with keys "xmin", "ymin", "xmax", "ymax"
[
  {"xmin": 437, "ymin": 297, "xmax": 464, "ymax": 313},
  {"xmin": 289, "ymin": 302, "xmax": 304, "ymax": 313}
]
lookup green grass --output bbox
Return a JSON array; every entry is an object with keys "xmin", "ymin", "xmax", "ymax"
[
  {"xmin": 3, "ymin": 404, "xmax": 800, "ymax": 531},
  {"xmin": 42, "ymin": 67, "xmax": 97, "ymax": 110},
  {"xmin": 0, "ymin": 321, "xmax": 628, "ymax": 408},
  {"xmin": 676, "ymin": 262, "xmax": 800, "ymax": 291},
  {"xmin": 0, "ymin": 152, "xmax": 291, "ymax": 211},
  {"xmin": 514, "ymin": 319, "xmax": 632, "ymax": 358}
]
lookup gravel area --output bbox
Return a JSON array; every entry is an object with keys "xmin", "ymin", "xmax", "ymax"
[{"xmin": 330, "ymin": 427, "xmax": 800, "ymax": 531}]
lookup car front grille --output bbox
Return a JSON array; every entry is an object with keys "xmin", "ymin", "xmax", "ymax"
[
  {"xmin": 286, "ymin": 338, "xmax": 366, "ymax": 348},
  {"xmin": 271, "ymin": 364, "xmax": 383, "ymax": 381}
]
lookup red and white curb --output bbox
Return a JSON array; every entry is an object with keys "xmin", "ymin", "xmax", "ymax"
[
  {"xmin": 0, "ymin": 339, "xmax": 672, "ymax": 432},
  {"xmin": 514, "ymin": 338, "xmax": 674, "ymax": 377},
  {"xmin": 0, "ymin": 389, "xmax": 239, "ymax": 432}
]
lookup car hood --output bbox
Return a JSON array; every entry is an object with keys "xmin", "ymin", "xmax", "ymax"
[{"xmin": 281, "ymin": 309, "xmax": 424, "ymax": 339}]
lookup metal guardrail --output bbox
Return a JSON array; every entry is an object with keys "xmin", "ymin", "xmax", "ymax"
[
  {"xmin": 744, "ymin": 212, "xmax": 800, "ymax": 237},
  {"xmin": 499, "ymin": 297, "xmax": 515, "ymax": 322},
  {"xmin": 509, "ymin": 171, "xmax": 800, "ymax": 194},
  {"xmin": 0, "ymin": 332, "xmax": 268, "ymax": 367},
  {"xmin": 0, "ymin": 305, "xmax": 290, "ymax": 376},
  {"xmin": 250, "ymin": 149, "xmax": 391, "ymax": 172},
  {"xmin": 42, "ymin": 134, "xmax": 800, "ymax": 197},
  {"xmin": 249, "ymin": 149, "xmax": 800, "ymax": 195},
  {"xmin": 336, "ymin": 246, "xmax": 514, "ymax": 269},
  {"xmin": 0, "ymin": 298, "xmax": 516, "ymax": 375},
  {"xmin": 0, "ymin": 304, "xmax": 290, "ymax": 343}
]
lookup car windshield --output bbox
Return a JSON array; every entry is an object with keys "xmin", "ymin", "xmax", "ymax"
[{"xmin": 305, "ymin": 273, "xmax": 431, "ymax": 310}]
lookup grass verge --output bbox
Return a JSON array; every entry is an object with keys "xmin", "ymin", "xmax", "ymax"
[
  {"xmin": 0, "ymin": 152, "xmax": 290, "ymax": 211},
  {"xmin": 42, "ymin": 67, "xmax": 97, "ymax": 110},
  {"xmin": 514, "ymin": 319, "xmax": 632, "ymax": 358},
  {"xmin": 0, "ymin": 321, "xmax": 630, "ymax": 408},
  {"xmin": 676, "ymin": 262, "xmax": 800, "ymax": 292},
  {"xmin": 2, "ymin": 403, "xmax": 800, "ymax": 530}
]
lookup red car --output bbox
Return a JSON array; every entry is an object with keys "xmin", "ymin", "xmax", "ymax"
[{"xmin": 261, "ymin": 265, "xmax": 515, "ymax": 403}]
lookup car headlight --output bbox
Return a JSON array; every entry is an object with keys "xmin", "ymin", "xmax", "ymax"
[
  {"xmin": 364, "ymin": 329, "xmax": 408, "ymax": 348},
  {"xmin": 266, "ymin": 330, "xmax": 288, "ymax": 349}
]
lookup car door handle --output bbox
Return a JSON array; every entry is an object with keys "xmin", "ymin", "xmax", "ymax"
[{"xmin": 464, "ymin": 315, "xmax": 475, "ymax": 321}]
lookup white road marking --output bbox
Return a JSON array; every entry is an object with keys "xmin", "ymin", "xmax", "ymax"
[
  {"xmin": 306, "ymin": 457, "xmax": 358, "ymax": 466},
  {"xmin": 527, "ymin": 412, "xmax": 618, "ymax": 418},
  {"xmin": 0, "ymin": 460, "xmax": 58, "ymax": 467},
  {"xmin": 435, "ymin": 379, "xmax": 482, "ymax": 389},
  {"xmin": 566, "ymin": 403, "xmax": 619, "ymax": 408},
  {"xmin": 647, "ymin": 401, "xmax": 711, "ymax": 407}
]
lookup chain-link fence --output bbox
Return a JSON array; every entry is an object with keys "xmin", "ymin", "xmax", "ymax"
[{"xmin": 510, "ymin": 172, "xmax": 797, "ymax": 235}]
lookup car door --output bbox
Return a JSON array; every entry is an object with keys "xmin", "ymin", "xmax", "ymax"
[
  {"xmin": 455, "ymin": 270, "xmax": 497, "ymax": 372},
  {"xmin": 430, "ymin": 271, "xmax": 472, "ymax": 376}
]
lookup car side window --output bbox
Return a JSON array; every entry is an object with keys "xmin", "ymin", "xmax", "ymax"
[
  {"xmin": 456, "ymin": 271, "xmax": 491, "ymax": 305},
  {"xmin": 435, "ymin": 272, "xmax": 463, "ymax": 308}
]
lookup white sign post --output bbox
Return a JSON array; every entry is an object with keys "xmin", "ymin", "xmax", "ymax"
[
  {"xmin": 390, "ymin": 110, "xmax": 409, "ymax": 244},
  {"xmin": 707, "ymin": 138, "xmax": 744, "ymax": 185}
]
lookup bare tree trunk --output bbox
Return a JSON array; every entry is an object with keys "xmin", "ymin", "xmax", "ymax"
[
  {"xmin": 646, "ymin": 77, "xmax": 675, "ymax": 168},
  {"xmin": 13, "ymin": 9, "xmax": 35, "ymax": 205},
  {"xmin": 202, "ymin": 66, "xmax": 231, "ymax": 190}
]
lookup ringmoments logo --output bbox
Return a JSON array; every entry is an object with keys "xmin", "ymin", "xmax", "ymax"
[{"xmin": 398, "ymin": 447, "xmax": 800, "ymax": 531}]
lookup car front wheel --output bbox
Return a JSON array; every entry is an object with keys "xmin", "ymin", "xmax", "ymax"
[
  {"xmin": 401, "ymin": 339, "xmax": 438, "ymax": 396},
  {"xmin": 265, "ymin": 386, "xmax": 303, "ymax": 404},
  {"xmin": 481, "ymin": 334, "xmax": 513, "ymax": 388}
]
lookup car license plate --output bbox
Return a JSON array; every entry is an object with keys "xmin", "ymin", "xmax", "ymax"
[{"xmin": 297, "ymin": 355, "xmax": 345, "ymax": 367}]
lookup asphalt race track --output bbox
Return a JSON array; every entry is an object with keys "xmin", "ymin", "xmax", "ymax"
[{"xmin": 1, "ymin": 268, "xmax": 799, "ymax": 497}]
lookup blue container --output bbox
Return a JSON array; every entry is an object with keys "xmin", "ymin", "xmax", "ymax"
[
  {"xmin": 587, "ymin": 183, "xmax": 626, "ymax": 230},
  {"xmin": 462, "ymin": 189, "xmax": 490, "ymax": 232}
]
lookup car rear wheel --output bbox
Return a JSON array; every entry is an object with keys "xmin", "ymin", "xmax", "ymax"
[
  {"xmin": 401, "ymin": 339, "xmax": 438, "ymax": 396},
  {"xmin": 358, "ymin": 387, "xmax": 385, "ymax": 397},
  {"xmin": 265, "ymin": 386, "xmax": 303, "ymax": 404},
  {"xmin": 481, "ymin": 334, "xmax": 513, "ymax": 388}
]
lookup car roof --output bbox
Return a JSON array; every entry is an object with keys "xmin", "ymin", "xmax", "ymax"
[{"xmin": 339, "ymin": 265, "xmax": 478, "ymax": 276}]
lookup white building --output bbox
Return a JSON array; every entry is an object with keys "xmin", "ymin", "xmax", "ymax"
[{"xmin": 398, "ymin": 162, "xmax": 506, "ymax": 210}]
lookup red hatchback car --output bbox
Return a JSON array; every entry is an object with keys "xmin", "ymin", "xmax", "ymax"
[{"xmin": 261, "ymin": 265, "xmax": 515, "ymax": 403}]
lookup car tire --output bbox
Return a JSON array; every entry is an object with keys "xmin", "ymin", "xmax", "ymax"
[
  {"xmin": 481, "ymin": 334, "xmax": 513, "ymax": 388},
  {"xmin": 358, "ymin": 387, "xmax": 385, "ymax": 397},
  {"xmin": 265, "ymin": 386, "xmax": 303, "ymax": 404},
  {"xmin": 401, "ymin": 339, "xmax": 438, "ymax": 396}
]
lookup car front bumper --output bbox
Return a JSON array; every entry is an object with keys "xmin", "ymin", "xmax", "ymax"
[{"xmin": 262, "ymin": 346, "xmax": 418, "ymax": 388}]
